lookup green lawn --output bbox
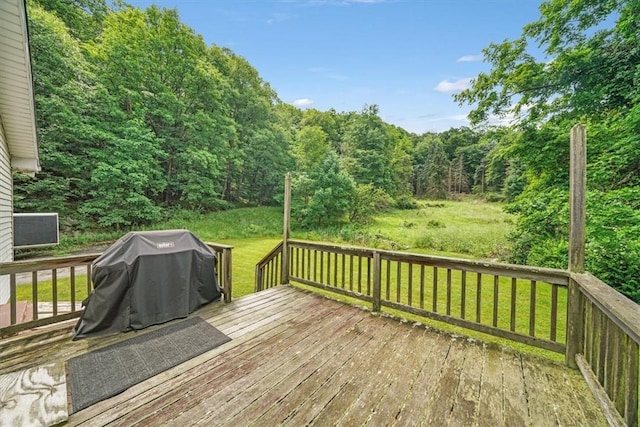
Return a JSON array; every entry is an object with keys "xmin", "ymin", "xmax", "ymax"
[
  {"xmin": 15, "ymin": 199, "xmax": 516, "ymax": 309},
  {"xmin": 15, "ymin": 199, "xmax": 567, "ymax": 359}
]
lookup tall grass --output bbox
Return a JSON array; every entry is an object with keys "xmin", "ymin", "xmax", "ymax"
[{"xmin": 16, "ymin": 200, "xmax": 514, "ymax": 299}]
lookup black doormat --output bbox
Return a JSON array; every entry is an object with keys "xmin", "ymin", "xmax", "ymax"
[{"xmin": 66, "ymin": 317, "xmax": 230, "ymax": 413}]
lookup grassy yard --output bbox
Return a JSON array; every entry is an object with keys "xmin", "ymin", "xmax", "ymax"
[
  {"xmin": 298, "ymin": 199, "xmax": 514, "ymax": 259},
  {"xmin": 16, "ymin": 199, "xmax": 514, "ymax": 301},
  {"xmin": 15, "ymin": 199, "xmax": 564, "ymax": 359}
]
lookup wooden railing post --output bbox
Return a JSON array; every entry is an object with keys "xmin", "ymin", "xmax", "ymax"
[
  {"xmin": 281, "ymin": 173, "xmax": 291, "ymax": 285},
  {"xmin": 372, "ymin": 251, "xmax": 382, "ymax": 312},
  {"xmin": 222, "ymin": 247, "xmax": 232, "ymax": 303},
  {"xmin": 255, "ymin": 264, "xmax": 262, "ymax": 292},
  {"xmin": 567, "ymin": 124, "xmax": 587, "ymax": 368}
]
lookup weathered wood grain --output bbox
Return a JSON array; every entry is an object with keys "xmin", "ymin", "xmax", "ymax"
[
  {"xmin": 500, "ymin": 349, "xmax": 528, "ymax": 426},
  {"xmin": 476, "ymin": 341, "xmax": 504, "ymax": 426},
  {"xmin": 446, "ymin": 339, "xmax": 485, "ymax": 426},
  {"xmin": 0, "ymin": 286, "xmax": 609, "ymax": 427},
  {"xmin": 216, "ymin": 314, "xmax": 382, "ymax": 426},
  {"xmin": 252, "ymin": 319, "xmax": 395, "ymax": 426},
  {"xmin": 71, "ymin": 293, "xmax": 326, "ymax": 425},
  {"xmin": 317, "ymin": 323, "xmax": 417, "ymax": 426}
]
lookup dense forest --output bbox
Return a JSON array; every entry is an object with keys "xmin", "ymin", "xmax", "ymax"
[{"xmin": 15, "ymin": 0, "xmax": 639, "ymax": 302}]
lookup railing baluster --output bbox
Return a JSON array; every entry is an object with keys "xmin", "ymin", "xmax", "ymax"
[
  {"xmin": 407, "ymin": 263, "xmax": 413, "ymax": 307},
  {"xmin": 594, "ymin": 309, "xmax": 604, "ymax": 383},
  {"xmin": 295, "ymin": 247, "xmax": 300, "ymax": 278},
  {"xmin": 612, "ymin": 327, "xmax": 625, "ymax": 415},
  {"xmin": 433, "ymin": 267, "xmax": 438, "ymax": 312},
  {"xmin": 357, "ymin": 256, "xmax": 362, "ymax": 293},
  {"xmin": 307, "ymin": 249, "xmax": 311, "ymax": 280},
  {"xmin": 586, "ymin": 300, "xmax": 594, "ymax": 364},
  {"xmin": 529, "ymin": 280, "xmax": 537, "ymax": 337},
  {"xmin": 367, "ymin": 257, "xmax": 371, "ymax": 296},
  {"xmin": 341, "ymin": 253, "xmax": 345, "ymax": 289},
  {"xmin": 334, "ymin": 252, "xmax": 338, "ymax": 288},
  {"xmin": 550, "ymin": 284, "xmax": 558, "ymax": 341},
  {"xmin": 396, "ymin": 261, "xmax": 401, "ymax": 303},
  {"xmin": 475, "ymin": 273, "xmax": 482, "ymax": 323},
  {"xmin": 420, "ymin": 264, "xmax": 425, "ymax": 310},
  {"xmin": 605, "ymin": 323, "xmax": 618, "ymax": 406},
  {"xmin": 265, "ymin": 261, "xmax": 270, "ymax": 288},
  {"xmin": 52, "ymin": 269, "xmax": 58, "ymax": 316},
  {"xmin": 313, "ymin": 250, "xmax": 318, "ymax": 283},
  {"xmin": 320, "ymin": 251, "xmax": 324, "ymax": 284},
  {"xmin": 10, "ymin": 274, "xmax": 16, "ymax": 325},
  {"xmin": 510, "ymin": 277, "xmax": 517, "ymax": 332},
  {"xmin": 32, "ymin": 271, "xmax": 38, "ymax": 321},
  {"xmin": 447, "ymin": 269, "xmax": 452, "ymax": 316},
  {"xmin": 70, "ymin": 267, "xmax": 76, "ymax": 312},
  {"xmin": 385, "ymin": 259, "xmax": 391, "ymax": 300},
  {"xmin": 624, "ymin": 338, "xmax": 638, "ymax": 425},
  {"xmin": 492, "ymin": 275, "xmax": 499, "ymax": 327},
  {"xmin": 461, "ymin": 270, "xmax": 466, "ymax": 320},
  {"xmin": 326, "ymin": 251, "xmax": 331, "ymax": 286},
  {"xmin": 349, "ymin": 255, "xmax": 354, "ymax": 291}
]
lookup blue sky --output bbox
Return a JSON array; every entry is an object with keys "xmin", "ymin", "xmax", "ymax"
[{"xmin": 126, "ymin": 0, "xmax": 543, "ymax": 133}]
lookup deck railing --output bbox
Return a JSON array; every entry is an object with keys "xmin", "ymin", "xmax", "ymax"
[
  {"xmin": 570, "ymin": 272, "xmax": 639, "ymax": 427},
  {"xmin": 257, "ymin": 239, "xmax": 569, "ymax": 353},
  {"xmin": 255, "ymin": 241, "xmax": 283, "ymax": 292},
  {"xmin": 0, "ymin": 242, "xmax": 233, "ymax": 336},
  {"xmin": 255, "ymin": 239, "xmax": 639, "ymax": 426}
]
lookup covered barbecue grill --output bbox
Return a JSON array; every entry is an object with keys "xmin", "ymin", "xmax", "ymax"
[{"xmin": 73, "ymin": 230, "xmax": 221, "ymax": 339}]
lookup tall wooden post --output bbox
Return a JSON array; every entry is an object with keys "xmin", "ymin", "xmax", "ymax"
[
  {"xmin": 281, "ymin": 173, "xmax": 291, "ymax": 285},
  {"xmin": 372, "ymin": 251, "xmax": 382, "ymax": 312},
  {"xmin": 566, "ymin": 124, "xmax": 586, "ymax": 368}
]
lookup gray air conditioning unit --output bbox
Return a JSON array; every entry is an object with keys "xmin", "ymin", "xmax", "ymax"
[{"xmin": 13, "ymin": 213, "xmax": 59, "ymax": 248}]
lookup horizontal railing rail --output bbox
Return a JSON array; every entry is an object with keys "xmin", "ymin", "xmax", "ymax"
[
  {"xmin": 1, "ymin": 243, "xmax": 233, "ymax": 336},
  {"xmin": 572, "ymin": 272, "xmax": 639, "ymax": 427},
  {"xmin": 284, "ymin": 239, "xmax": 569, "ymax": 353},
  {"xmin": 255, "ymin": 241, "xmax": 283, "ymax": 292},
  {"xmin": 0, "ymin": 254, "xmax": 100, "ymax": 336}
]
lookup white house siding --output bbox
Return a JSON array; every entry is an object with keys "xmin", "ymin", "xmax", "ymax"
[{"xmin": 0, "ymin": 124, "xmax": 11, "ymax": 304}]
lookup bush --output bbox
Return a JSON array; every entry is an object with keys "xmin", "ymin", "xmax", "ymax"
[
  {"xmin": 349, "ymin": 184, "xmax": 394, "ymax": 224},
  {"xmin": 395, "ymin": 195, "xmax": 419, "ymax": 210}
]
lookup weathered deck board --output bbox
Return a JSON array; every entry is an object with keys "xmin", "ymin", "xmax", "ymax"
[{"xmin": 0, "ymin": 285, "xmax": 609, "ymax": 426}]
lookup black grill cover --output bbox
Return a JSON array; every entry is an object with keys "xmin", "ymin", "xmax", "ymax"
[{"xmin": 73, "ymin": 230, "xmax": 221, "ymax": 340}]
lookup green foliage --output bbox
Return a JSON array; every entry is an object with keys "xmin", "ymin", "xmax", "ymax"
[
  {"xmin": 454, "ymin": 0, "xmax": 640, "ymax": 300},
  {"xmin": 293, "ymin": 125, "xmax": 330, "ymax": 172},
  {"xmin": 292, "ymin": 154, "xmax": 356, "ymax": 228},
  {"xmin": 342, "ymin": 105, "xmax": 395, "ymax": 195},
  {"xmin": 349, "ymin": 184, "xmax": 394, "ymax": 224},
  {"xmin": 394, "ymin": 195, "xmax": 419, "ymax": 210},
  {"xmin": 421, "ymin": 140, "xmax": 449, "ymax": 199}
]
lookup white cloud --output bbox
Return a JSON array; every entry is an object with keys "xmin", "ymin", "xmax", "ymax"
[
  {"xmin": 456, "ymin": 54, "xmax": 482, "ymax": 63},
  {"xmin": 292, "ymin": 98, "xmax": 314, "ymax": 107},
  {"xmin": 267, "ymin": 13, "xmax": 291, "ymax": 25},
  {"xmin": 434, "ymin": 78, "xmax": 472, "ymax": 93}
]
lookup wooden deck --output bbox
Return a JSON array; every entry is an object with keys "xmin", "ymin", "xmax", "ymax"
[{"xmin": 0, "ymin": 285, "xmax": 607, "ymax": 426}]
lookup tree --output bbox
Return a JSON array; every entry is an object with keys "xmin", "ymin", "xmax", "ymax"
[
  {"xmin": 292, "ymin": 154, "xmax": 356, "ymax": 228},
  {"xmin": 455, "ymin": 0, "xmax": 640, "ymax": 300},
  {"xmin": 293, "ymin": 125, "xmax": 331, "ymax": 173},
  {"xmin": 422, "ymin": 141, "xmax": 449, "ymax": 199},
  {"xmin": 342, "ymin": 105, "xmax": 395, "ymax": 196}
]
